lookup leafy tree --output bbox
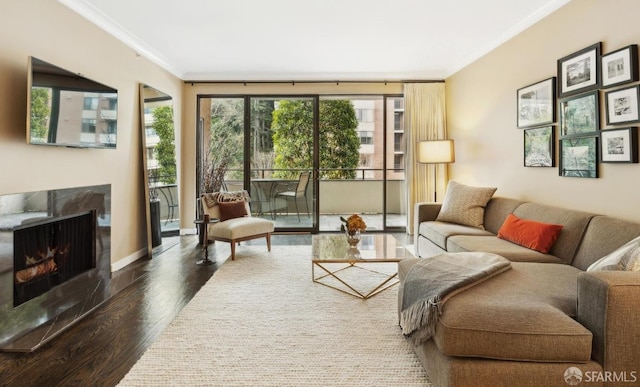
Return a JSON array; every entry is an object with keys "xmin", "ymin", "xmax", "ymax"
[
  {"xmin": 30, "ymin": 88, "xmax": 50, "ymax": 142},
  {"xmin": 152, "ymin": 105, "xmax": 176, "ymax": 184},
  {"xmin": 271, "ymin": 100, "xmax": 359, "ymax": 179},
  {"xmin": 319, "ymin": 100, "xmax": 360, "ymax": 179}
]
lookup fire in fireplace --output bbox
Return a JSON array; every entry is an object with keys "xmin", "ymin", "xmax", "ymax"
[{"xmin": 13, "ymin": 211, "xmax": 96, "ymax": 307}]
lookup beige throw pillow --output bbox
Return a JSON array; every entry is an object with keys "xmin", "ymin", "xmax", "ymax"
[
  {"xmin": 587, "ymin": 236, "xmax": 640, "ymax": 272},
  {"xmin": 435, "ymin": 181, "xmax": 497, "ymax": 229}
]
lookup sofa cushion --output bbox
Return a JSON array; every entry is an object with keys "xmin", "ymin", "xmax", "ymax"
[
  {"xmin": 418, "ymin": 221, "xmax": 493, "ymax": 250},
  {"xmin": 497, "ymin": 214, "xmax": 563, "ymax": 254},
  {"xmin": 573, "ymin": 215, "xmax": 640, "ymax": 270},
  {"xmin": 436, "ymin": 181, "xmax": 497, "ymax": 229},
  {"xmin": 587, "ymin": 236, "xmax": 640, "ymax": 272},
  {"xmin": 482, "ymin": 197, "xmax": 525, "ymax": 234},
  {"xmin": 512, "ymin": 203, "xmax": 595, "ymax": 265},
  {"xmin": 432, "ymin": 262, "xmax": 592, "ymax": 362},
  {"xmin": 446, "ymin": 235, "xmax": 564, "ymax": 263}
]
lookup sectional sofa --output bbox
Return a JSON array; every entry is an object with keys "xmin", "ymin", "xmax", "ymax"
[{"xmin": 400, "ymin": 194, "xmax": 640, "ymax": 387}]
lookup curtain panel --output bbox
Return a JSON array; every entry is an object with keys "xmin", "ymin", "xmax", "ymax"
[{"xmin": 404, "ymin": 83, "xmax": 448, "ymax": 235}]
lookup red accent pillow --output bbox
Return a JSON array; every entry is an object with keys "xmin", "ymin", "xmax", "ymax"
[
  {"xmin": 218, "ymin": 201, "xmax": 248, "ymax": 221},
  {"xmin": 497, "ymin": 214, "xmax": 563, "ymax": 254}
]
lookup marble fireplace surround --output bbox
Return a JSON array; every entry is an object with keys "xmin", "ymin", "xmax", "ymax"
[{"xmin": 0, "ymin": 184, "xmax": 136, "ymax": 352}]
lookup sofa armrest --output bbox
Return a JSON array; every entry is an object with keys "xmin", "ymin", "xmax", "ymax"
[
  {"xmin": 577, "ymin": 271, "xmax": 640, "ymax": 374},
  {"xmin": 413, "ymin": 202, "xmax": 442, "ymax": 245}
]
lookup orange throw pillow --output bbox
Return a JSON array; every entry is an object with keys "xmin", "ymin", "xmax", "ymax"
[
  {"xmin": 218, "ymin": 201, "xmax": 247, "ymax": 221},
  {"xmin": 497, "ymin": 214, "xmax": 563, "ymax": 254}
]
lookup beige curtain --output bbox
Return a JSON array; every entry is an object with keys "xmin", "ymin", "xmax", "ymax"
[{"xmin": 404, "ymin": 83, "xmax": 448, "ymax": 235}]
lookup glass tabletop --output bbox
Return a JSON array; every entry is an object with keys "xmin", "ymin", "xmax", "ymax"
[{"xmin": 311, "ymin": 234, "xmax": 413, "ymax": 263}]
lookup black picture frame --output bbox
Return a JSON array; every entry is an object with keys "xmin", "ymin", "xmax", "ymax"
[
  {"xmin": 559, "ymin": 135, "xmax": 599, "ymax": 178},
  {"xmin": 600, "ymin": 127, "xmax": 639, "ymax": 163},
  {"xmin": 560, "ymin": 91, "xmax": 599, "ymax": 136},
  {"xmin": 557, "ymin": 42, "xmax": 601, "ymax": 98},
  {"xmin": 601, "ymin": 44, "xmax": 639, "ymax": 88},
  {"xmin": 524, "ymin": 126, "xmax": 555, "ymax": 167},
  {"xmin": 605, "ymin": 85, "xmax": 640, "ymax": 125},
  {"xmin": 517, "ymin": 77, "xmax": 556, "ymax": 128}
]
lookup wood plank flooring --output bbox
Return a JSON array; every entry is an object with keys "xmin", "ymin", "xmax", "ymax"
[{"xmin": 0, "ymin": 233, "xmax": 406, "ymax": 387}]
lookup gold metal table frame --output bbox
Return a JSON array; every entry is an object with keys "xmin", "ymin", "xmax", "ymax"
[{"xmin": 311, "ymin": 234, "xmax": 413, "ymax": 299}]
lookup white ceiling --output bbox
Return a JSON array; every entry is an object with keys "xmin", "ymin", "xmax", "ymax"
[{"xmin": 59, "ymin": 0, "xmax": 571, "ymax": 81}]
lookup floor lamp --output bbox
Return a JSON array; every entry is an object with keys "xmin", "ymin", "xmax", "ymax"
[{"xmin": 417, "ymin": 139, "xmax": 455, "ymax": 202}]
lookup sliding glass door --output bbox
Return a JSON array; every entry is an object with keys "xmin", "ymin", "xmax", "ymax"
[
  {"xmin": 249, "ymin": 97, "xmax": 317, "ymax": 232},
  {"xmin": 197, "ymin": 94, "xmax": 405, "ymax": 233}
]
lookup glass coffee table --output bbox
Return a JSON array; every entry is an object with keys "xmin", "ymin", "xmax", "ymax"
[{"xmin": 311, "ymin": 234, "xmax": 414, "ymax": 299}]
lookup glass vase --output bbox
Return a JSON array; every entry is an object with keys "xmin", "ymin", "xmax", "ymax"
[{"xmin": 346, "ymin": 230, "xmax": 361, "ymax": 247}]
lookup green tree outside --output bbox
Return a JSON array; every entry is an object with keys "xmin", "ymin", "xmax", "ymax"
[
  {"xmin": 30, "ymin": 87, "xmax": 50, "ymax": 142},
  {"xmin": 271, "ymin": 99, "xmax": 359, "ymax": 180},
  {"xmin": 152, "ymin": 105, "xmax": 176, "ymax": 184}
]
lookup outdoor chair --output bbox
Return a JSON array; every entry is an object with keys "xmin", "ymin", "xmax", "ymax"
[{"xmin": 274, "ymin": 171, "xmax": 311, "ymax": 222}]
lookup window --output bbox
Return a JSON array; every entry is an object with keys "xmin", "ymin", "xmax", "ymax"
[
  {"xmin": 83, "ymin": 97, "xmax": 98, "ymax": 110},
  {"xmin": 108, "ymin": 97, "xmax": 117, "ymax": 110},
  {"xmin": 355, "ymin": 108, "xmax": 374, "ymax": 123},
  {"xmin": 82, "ymin": 119, "xmax": 96, "ymax": 133},
  {"xmin": 394, "ymin": 154, "xmax": 404, "ymax": 170},
  {"xmin": 394, "ymin": 112, "xmax": 403, "ymax": 131},
  {"xmin": 394, "ymin": 133, "xmax": 404, "ymax": 152},
  {"xmin": 359, "ymin": 131, "xmax": 373, "ymax": 145}
]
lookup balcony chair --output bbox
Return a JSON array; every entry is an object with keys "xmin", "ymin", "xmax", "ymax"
[
  {"xmin": 200, "ymin": 190, "xmax": 274, "ymax": 260},
  {"xmin": 274, "ymin": 171, "xmax": 311, "ymax": 222}
]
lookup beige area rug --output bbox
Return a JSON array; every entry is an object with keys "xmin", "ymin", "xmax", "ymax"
[{"xmin": 118, "ymin": 245, "xmax": 431, "ymax": 386}]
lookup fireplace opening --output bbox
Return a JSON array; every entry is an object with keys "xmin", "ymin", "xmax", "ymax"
[{"xmin": 13, "ymin": 210, "xmax": 96, "ymax": 307}]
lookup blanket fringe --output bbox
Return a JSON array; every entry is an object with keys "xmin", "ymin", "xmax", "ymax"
[{"xmin": 400, "ymin": 295, "xmax": 442, "ymax": 345}]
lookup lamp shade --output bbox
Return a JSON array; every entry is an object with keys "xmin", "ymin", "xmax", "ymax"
[{"xmin": 418, "ymin": 140, "xmax": 455, "ymax": 164}]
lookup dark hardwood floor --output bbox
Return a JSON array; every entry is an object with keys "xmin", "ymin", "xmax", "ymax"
[{"xmin": 0, "ymin": 233, "xmax": 407, "ymax": 387}]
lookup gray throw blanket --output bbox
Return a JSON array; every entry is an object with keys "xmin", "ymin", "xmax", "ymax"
[{"xmin": 400, "ymin": 252, "xmax": 511, "ymax": 345}]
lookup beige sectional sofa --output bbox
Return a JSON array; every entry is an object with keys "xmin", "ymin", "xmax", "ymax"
[{"xmin": 401, "ymin": 197, "xmax": 640, "ymax": 387}]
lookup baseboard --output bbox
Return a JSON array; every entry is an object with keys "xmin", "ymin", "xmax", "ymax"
[
  {"xmin": 111, "ymin": 248, "xmax": 147, "ymax": 272},
  {"xmin": 181, "ymin": 227, "xmax": 197, "ymax": 235}
]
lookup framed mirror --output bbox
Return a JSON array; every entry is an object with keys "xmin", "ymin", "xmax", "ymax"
[{"xmin": 139, "ymin": 84, "xmax": 179, "ymax": 258}]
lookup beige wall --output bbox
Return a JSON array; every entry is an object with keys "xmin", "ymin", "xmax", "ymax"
[
  {"xmin": 446, "ymin": 0, "xmax": 640, "ymax": 222},
  {"xmin": 0, "ymin": 0, "xmax": 183, "ymax": 267}
]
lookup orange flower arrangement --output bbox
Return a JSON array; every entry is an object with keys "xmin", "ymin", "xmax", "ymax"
[{"xmin": 340, "ymin": 214, "xmax": 367, "ymax": 235}]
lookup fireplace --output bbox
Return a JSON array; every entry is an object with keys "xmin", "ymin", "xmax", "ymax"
[
  {"xmin": 0, "ymin": 184, "xmax": 116, "ymax": 352},
  {"xmin": 13, "ymin": 211, "xmax": 96, "ymax": 307}
]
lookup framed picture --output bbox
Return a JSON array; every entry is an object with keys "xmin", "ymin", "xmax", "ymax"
[
  {"xmin": 517, "ymin": 77, "xmax": 556, "ymax": 128},
  {"xmin": 524, "ymin": 126, "xmax": 555, "ymax": 167},
  {"xmin": 560, "ymin": 91, "xmax": 599, "ymax": 136},
  {"xmin": 605, "ymin": 85, "xmax": 640, "ymax": 125},
  {"xmin": 559, "ymin": 136, "xmax": 599, "ymax": 178},
  {"xmin": 557, "ymin": 42, "xmax": 601, "ymax": 97},
  {"xmin": 600, "ymin": 127, "xmax": 638, "ymax": 163},
  {"xmin": 601, "ymin": 44, "xmax": 639, "ymax": 88}
]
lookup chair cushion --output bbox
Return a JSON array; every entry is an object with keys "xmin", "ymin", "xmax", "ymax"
[
  {"xmin": 436, "ymin": 181, "xmax": 497, "ymax": 230},
  {"xmin": 218, "ymin": 201, "xmax": 248, "ymax": 221},
  {"xmin": 208, "ymin": 217, "xmax": 274, "ymax": 240}
]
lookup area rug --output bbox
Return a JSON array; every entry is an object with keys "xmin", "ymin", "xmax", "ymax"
[{"xmin": 118, "ymin": 245, "xmax": 430, "ymax": 386}]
